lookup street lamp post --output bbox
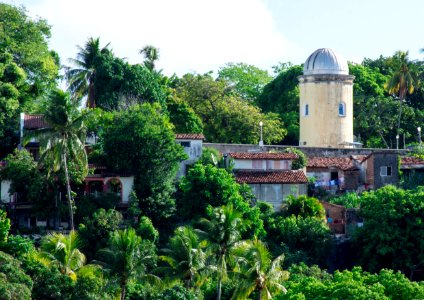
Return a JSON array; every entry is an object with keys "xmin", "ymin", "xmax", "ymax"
[
  {"xmin": 396, "ymin": 134, "xmax": 399, "ymax": 150},
  {"xmin": 259, "ymin": 121, "xmax": 264, "ymax": 147},
  {"xmin": 418, "ymin": 127, "xmax": 422, "ymax": 145}
]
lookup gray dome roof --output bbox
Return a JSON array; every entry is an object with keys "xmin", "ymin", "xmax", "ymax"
[{"xmin": 303, "ymin": 48, "xmax": 348, "ymax": 75}]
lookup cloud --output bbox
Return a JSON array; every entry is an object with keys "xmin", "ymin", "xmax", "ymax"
[{"xmin": 7, "ymin": 0, "xmax": 295, "ymax": 76}]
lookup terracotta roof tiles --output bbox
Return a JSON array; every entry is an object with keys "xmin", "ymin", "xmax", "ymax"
[
  {"xmin": 235, "ymin": 170, "xmax": 307, "ymax": 184},
  {"xmin": 307, "ymin": 157, "xmax": 358, "ymax": 171},
  {"xmin": 228, "ymin": 152, "xmax": 298, "ymax": 160},
  {"xmin": 24, "ymin": 114, "xmax": 48, "ymax": 129},
  {"xmin": 175, "ymin": 133, "xmax": 204, "ymax": 140},
  {"xmin": 401, "ymin": 156, "xmax": 424, "ymax": 166}
]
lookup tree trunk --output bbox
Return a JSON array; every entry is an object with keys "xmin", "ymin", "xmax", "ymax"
[
  {"xmin": 397, "ymin": 98, "xmax": 403, "ymax": 134},
  {"xmin": 120, "ymin": 284, "xmax": 126, "ymax": 300},
  {"xmin": 62, "ymin": 153, "xmax": 74, "ymax": 231},
  {"xmin": 216, "ymin": 277, "xmax": 222, "ymax": 300}
]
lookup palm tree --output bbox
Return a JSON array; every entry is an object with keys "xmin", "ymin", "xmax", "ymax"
[
  {"xmin": 24, "ymin": 89, "xmax": 88, "ymax": 230},
  {"xmin": 385, "ymin": 51, "xmax": 419, "ymax": 134},
  {"xmin": 158, "ymin": 226, "xmax": 207, "ymax": 289},
  {"xmin": 97, "ymin": 228, "xmax": 157, "ymax": 300},
  {"xmin": 40, "ymin": 231, "xmax": 86, "ymax": 281},
  {"xmin": 231, "ymin": 239, "xmax": 289, "ymax": 300},
  {"xmin": 66, "ymin": 37, "xmax": 110, "ymax": 108},
  {"xmin": 139, "ymin": 45, "xmax": 159, "ymax": 71},
  {"xmin": 197, "ymin": 204, "xmax": 245, "ymax": 300}
]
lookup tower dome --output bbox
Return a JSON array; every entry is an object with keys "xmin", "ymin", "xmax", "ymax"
[{"xmin": 303, "ymin": 48, "xmax": 348, "ymax": 75}]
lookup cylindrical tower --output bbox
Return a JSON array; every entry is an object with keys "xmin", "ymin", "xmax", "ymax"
[{"xmin": 298, "ymin": 48, "xmax": 355, "ymax": 148}]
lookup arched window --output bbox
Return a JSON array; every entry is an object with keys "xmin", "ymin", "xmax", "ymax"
[
  {"xmin": 304, "ymin": 104, "xmax": 309, "ymax": 116},
  {"xmin": 338, "ymin": 102, "xmax": 346, "ymax": 116}
]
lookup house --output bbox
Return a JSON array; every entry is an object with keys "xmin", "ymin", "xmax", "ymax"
[
  {"xmin": 227, "ymin": 152, "xmax": 308, "ymax": 210},
  {"xmin": 175, "ymin": 133, "xmax": 204, "ymax": 178},
  {"xmin": 307, "ymin": 157, "xmax": 360, "ymax": 192},
  {"xmin": 358, "ymin": 152, "xmax": 399, "ymax": 189}
]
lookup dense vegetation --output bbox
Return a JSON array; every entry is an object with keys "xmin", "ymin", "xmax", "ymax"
[{"xmin": 1, "ymin": 3, "xmax": 424, "ymax": 299}]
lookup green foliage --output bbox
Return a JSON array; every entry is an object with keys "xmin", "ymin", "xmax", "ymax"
[
  {"xmin": 231, "ymin": 239, "xmax": 289, "ymax": 300},
  {"xmin": 0, "ymin": 149, "xmax": 46, "ymax": 203},
  {"xmin": 40, "ymin": 231, "xmax": 86, "ymax": 280},
  {"xmin": 0, "ymin": 3, "xmax": 59, "ymax": 100},
  {"xmin": 97, "ymin": 228, "xmax": 157, "ymax": 300},
  {"xmin": 92, "ymin": 51, "xmax": 166, "ymax": 110},
  {"xmin": 23, "ymin": 261, "xmax": 74, "ymax": 300},
  {"xmin": 0, "ymin": 251, "xmax": 32, "ymax": 300},
  {"xmin": 175, "ymin": 73, "xmax": 286, "ymax": 144},
  {"xmin": 217, "ymin": 62, "xmax": 272, "ymax": 101},
  {"xmin": 101, "ymin": 103, "xmax": 187, "ymax": 224},
  {"xmin": 283, "ymin": 148, "xmax": 307, "ymax": 170},
  {"xmin": 0, "ymin": 235, "xmax": 34, "ymax": 260},
  {"xmin": 74, "ymin": 193, "xmax": 120, "ymax": 225},
  {"xmin": 257, "ymin": 65, "xmax": 303, "ymax": 144},
  {"xmin": 349, "ymin": 63, "xmax": 389, "ymax": 97},
  {"xmin": 329, "ymin": 192, "xmax": 362, "ymax": 208},
  {"xmin": 265, "ymin": 215, "xmax": 331, "ymax": 267},
  {"xmin": 198, "ymin": 147, "xmax": 222, "ymax": 167},
  {"xmin": 0, "ymin": 210, "xmax": 10, "ymax": 243},
  {"xmin": 158, "ymin": 226, "xmax": 206, "ymax": 289},
  {"xmin": 78, "ymin": 208, "xmax": 123, "ymax": 261},
  {"xmin": 178, "ymin": 164, "xmax": 264, "ymax": 237},
  {"xmin": 280, "ymin": 265, "xmax": 424, "ymax": 300},
  {"xmin": 354, "ymin": 185, "xmax": 424, "ymax": 278},
  {"xmin": 167, "ymin": 96, "xmax": 203, "ymax": 133},
  {"xmin": 283, "ymin": 195, "xmax": 325, "ymax": 219},
  {"xmin": 137, "ymin": 216, "xmax": 159, "ymax": 243}
]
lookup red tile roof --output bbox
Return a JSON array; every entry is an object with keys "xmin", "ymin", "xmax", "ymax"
[
  {"xmin": 24, "ymin": 114, "xmax": 48, "ymax": 129},
  {"xmin": 228, "ymin": 152, "xmax": 298, "ymax": 160},
  {"xmin": 307, "ymin": 157, "xmax": 358, "ymax": 171},
  {"xmin": 401, "ymin": 156, "xmax": 424, "ymax": 166},
  {"xmin": 175, "ymin": 133, "xmax": 204, "ymax": 140},
  {"xmin": 235, "ymin": 170, "xmax": 307, "ymax": 184}
]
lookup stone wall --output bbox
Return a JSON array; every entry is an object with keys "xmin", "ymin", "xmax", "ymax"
[{"xmin": 204, "ymin": 143, "xmax": 409, "ymax": 157}]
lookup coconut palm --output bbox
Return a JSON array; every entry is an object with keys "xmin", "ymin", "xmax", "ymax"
[
  {"xmin": 197, "ymin": 204, "xmax": 245, "ymax": 300},
  {"xmin": 385, "ymin": 51, "xmax": 419, "ymax": 134},
  {"xmin": 97, "ymin": 228, "xmax": 157, "ymax": 300},
  {"xmin": 139, "ymin": 45, "xmax": 159, "ymax": 71},
  {"xmin": 40, "ymin": 231, "xmax": 86, "ymax": 280},
  {"xmin": 158, "ymin": 226, "xmax": 207, "ymax": 289},
  {"xmin": 66, "ymin": 37, "xmax": 110, "ymax": 108},
  {"xmin": 24, "ymin": 89, "xmax": 88, "ymax": 230},
  {"xmin": 231, "ymin": 239, "xmax": 289, "ymax": 300}
]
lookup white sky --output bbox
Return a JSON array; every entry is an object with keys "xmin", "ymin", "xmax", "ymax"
[{"xmin": 4, "ymin": 0, "xmax": 424, "ymax": 76}]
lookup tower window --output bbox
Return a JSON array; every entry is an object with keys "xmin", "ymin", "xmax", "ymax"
[
  {"xmin": 304, "ymin": 104, "xmax": 309, "ymax": 116},
  {"xmin": 338, "ymin": 102, "xmax": 346, "ymax": 116}
]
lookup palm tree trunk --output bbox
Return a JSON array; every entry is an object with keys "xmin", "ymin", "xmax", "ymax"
[
  {"xmin": 397, "ymin": 98, "xmax": 403, "ymax": 134},
  {"xmin": 120, "ymin": 284, "xmax": 126, "ymax": 300},
  {"xmin": 62, "ymin": 153, "xmax": 74, "ymax": 231},
  {"xmin": 217, "ymin": 277, "xmax": 222, "ymax": 300}
]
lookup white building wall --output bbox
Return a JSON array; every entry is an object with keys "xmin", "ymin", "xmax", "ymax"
[
  {"xmin": 0, "ymin": 180, "xmax": 12, "ymax": 203},
  {"xmin": 176, "ymin": 139, "xmax": 203, "ymax": 178}
]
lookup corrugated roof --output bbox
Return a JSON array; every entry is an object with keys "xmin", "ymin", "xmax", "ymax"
[
  {"xmin": 228, "ymin": 152, "xmax": 298, "ymax": 160},
  {"xmin": 24, "ymin": 114, "xmax": 48, "ymax": 129},
  {"xmin": 175, "ymin": 133, "xmax": 204, "ymax": 140},
  {"xmin": 307, "ymin": 157, "xmax": 358, "ymax": 171},
  {"xmin": 235, "ymin": 170, "xmax": 307, "ymax": 184}
]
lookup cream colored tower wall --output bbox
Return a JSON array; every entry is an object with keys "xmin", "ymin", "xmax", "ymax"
[{"xmin": 299, "ymin": 75, "xmax": 354, "ymax": 147}]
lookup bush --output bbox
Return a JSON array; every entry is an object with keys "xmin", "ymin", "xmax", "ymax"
[{"xmin": 283, "ymin": 195, "xmax": 325, "ymax": 219}]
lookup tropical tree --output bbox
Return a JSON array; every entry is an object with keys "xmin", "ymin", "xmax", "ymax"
[
  {"xmin": 139, "ymin": 45, "xmax": 160, "ymax": 71},
  {"xmin": 97, "ymin": 228, "xmax": 157, "ymax": 300},
  {"xmin": 40, "ymin": 231, "xmax": 86, "ymax": 281},
  {"xmin": 65, "ymin": 37, "xmax": 110, "ymax": 107},
  {"xmin": 385, "ymin": 51, "xmax": 419, "ymax": 134},
  {"xmin": 231, "ymin": 239, "xmax": 289, "ymax": 300},
  {"xmin": 158, "ymin": 226, "xmax": 207, "ymax": 289},
  {"xmin": 197, "ymin": 204, "xmax": 245, "ymax": 300},
  {"xmin": 24, "ymin": 89, "xmax": 88, "ymax": 230}
]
